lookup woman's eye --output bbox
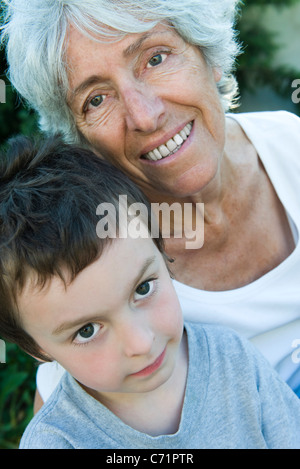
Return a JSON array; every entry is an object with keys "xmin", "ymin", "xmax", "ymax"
[
  {"xmin": 85, "ymin": 94, "xmax": 106, "ymax": 111},
  {"xmin": 74, "ymin": 323, "xmax": 100, "ymax": 344},
  {"xmin": 134, "ymin": 280, "xmax": 155, "ymax": 300},
  {"xmin": 147, "ymin": 53, "xmax": 167, "ymax": 68}
]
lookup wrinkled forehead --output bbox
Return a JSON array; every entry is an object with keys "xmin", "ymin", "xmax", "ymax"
[{"xmin": 65, "ymin": 21, "xmax": 180, "ymax": 63}]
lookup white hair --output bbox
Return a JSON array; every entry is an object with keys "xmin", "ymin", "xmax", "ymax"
[{"xmin": 1, "ymin": 0, "xmax": 242, "ymax": 143}]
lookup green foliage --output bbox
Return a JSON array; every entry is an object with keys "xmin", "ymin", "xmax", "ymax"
[
  {"xmin": 236, "ymin": 0, "xmax": 300, "ymax": 115},
  {"xmin": 0, "ymin": 82, "xmax": 39, "ymax": 143},
  {"xmin": 0, "ymin": 37, "xmax": 40, "ymax": 149},
  {"xmin": 0, "ymin": 343, "xmax": 37, "ymax": 449},
  {"xmin": 244, "ymin": 0, "xmax": 299, "ymax": 6}
]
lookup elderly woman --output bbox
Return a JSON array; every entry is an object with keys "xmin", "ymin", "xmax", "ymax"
[{"xmin": 2, "ymin": 0, "xmax": 300, "ymax": 405}]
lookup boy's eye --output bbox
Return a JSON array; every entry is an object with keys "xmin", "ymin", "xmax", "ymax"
[
  {"xmin": 147, "ymin": 53, "xmax": 167, "ymax": 68},
  {"xmin": 74, "ymin": 323, "xmax": 100, "ymax": 344},
  {"xmin": 136, "ymin": 281, "xmax": 150, "ymax": 295},
  {"xmin": 134, "ymin": 279, "xmax": 155, "ymax": 300}
]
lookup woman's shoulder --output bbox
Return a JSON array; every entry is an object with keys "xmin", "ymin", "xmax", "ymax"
[
  {"xmin": 227, "ymin": 110, "xmax": 300, "ymax": 133},
  {"xmin": 227, "ymin": 110, "xmax": 300, "ymax": 163}
]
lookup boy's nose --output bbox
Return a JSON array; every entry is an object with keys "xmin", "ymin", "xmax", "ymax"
[
  {"xmin": 120, "ymin": 319, "xmax": 155, "ymax": 358},
  {"xmin": 122, "ymin": 83, "xmax": 165, "ymax": 133}
]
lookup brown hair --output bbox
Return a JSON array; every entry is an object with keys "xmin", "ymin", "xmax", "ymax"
[{"xmin": 0, "ymin": 135, "xmax": 166, "ymax": 361}]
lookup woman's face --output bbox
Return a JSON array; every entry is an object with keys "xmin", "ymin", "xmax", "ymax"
[{"xmin": 66, "ymin": 23, "xmax": 225, "ymax": 202}]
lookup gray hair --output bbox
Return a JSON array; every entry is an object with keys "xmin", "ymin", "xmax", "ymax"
[{"xmin": 1, "ymin": 0, "xmax": 242, "ymax": 144}]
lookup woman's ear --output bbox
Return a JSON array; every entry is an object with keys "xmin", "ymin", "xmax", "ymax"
[{"xmin": 213, "ymin": 67, "xmax": 222, "ymax": 83}]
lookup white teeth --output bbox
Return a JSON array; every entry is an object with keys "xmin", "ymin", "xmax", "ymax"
[
  {"xmin": 185, "ymin": 123, "xmax": 192, "ymax": 135},
  {"xmin": 158, "ymin": 144, "xmax": 170, "ymax": 157},
  {"xmin": 153, "ymin": 148, "xmax": 162, "ymax": 160},
  {"xmin": 179, "ymin": 129, "xmax": 187, "ymax": 139},
  {"xmin": 174, "ymin": 134, "xmax": 184, "ymax": 145},
  {"xmin": 143, "ymin": 122, "xmax": 193, "ymax": 161},
  {"xmin": 166, "ymin": 138, "xmax": 177, "ymax": 152},
  {"xmin": 147, "ymin": 151, "xmax": 156, "ymax": 161}
]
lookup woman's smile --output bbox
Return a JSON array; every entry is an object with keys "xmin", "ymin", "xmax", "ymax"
[{"xmin": 141, "ymin": 122, "xmax": 193, "ymax": 161}]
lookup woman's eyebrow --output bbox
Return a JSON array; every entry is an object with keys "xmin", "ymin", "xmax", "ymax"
[
  {"xmin": 123, "ymin": 30, "xmax": 172, "ymax": 57},
  {"xmin": 69, "ymin": 75, "xmax": 105, "ymax": 104},
  {"xmin": 123, "ymin": 31, "xmax": 153, "ymax": 57}
]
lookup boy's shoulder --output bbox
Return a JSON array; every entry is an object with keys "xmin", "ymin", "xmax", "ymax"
[
  {"xmin": 19, "ymin": 376, "xmax": 76, "ymax": 449},
  {"xmin": 20, "ymin": 372, "xmax": 105, "ymax": 449},
  {"xmin": 185, "ymin": 321, "xmax": 254, "ymax": 354},
  {"xmin": 184, "ymin": 321, "xmax": 275, "ymax": 381},
  {"xmin": 20, "ymin": 370, "xmax": 133, "ymax": 449}
]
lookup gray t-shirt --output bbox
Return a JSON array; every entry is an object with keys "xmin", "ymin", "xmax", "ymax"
[{"xmin": 20, "ymin": 323, "xmax": 300, "ymax": 449}]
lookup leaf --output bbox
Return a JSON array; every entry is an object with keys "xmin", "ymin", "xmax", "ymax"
[{"xmin": 0, "ymin": 372, "xmax": 29, "ymax": 403}]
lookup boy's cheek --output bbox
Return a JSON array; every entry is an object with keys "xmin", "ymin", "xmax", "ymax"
[{"xmin": 158, "ymin": 290, "xmax": 183, "ymax": 339}]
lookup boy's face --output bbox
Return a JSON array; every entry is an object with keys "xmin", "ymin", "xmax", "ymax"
[{"xmin": 18, "ymin": 237, "xmax": 183, "ymax": 398}]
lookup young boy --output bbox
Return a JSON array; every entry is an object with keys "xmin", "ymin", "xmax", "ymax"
[{"xmin": 0, "ymin": 136, "xmax": 300, "ymax": 449}]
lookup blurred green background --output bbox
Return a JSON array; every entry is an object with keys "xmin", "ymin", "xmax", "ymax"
[{"xmin": 0, "ymin": 0, "xmax": 300, "ymax": 449}]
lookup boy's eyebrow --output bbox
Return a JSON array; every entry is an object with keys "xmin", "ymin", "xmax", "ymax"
[
  {"xmin": 52, "ymin": 255, "xmax": 157, "ymax": 337},
  {"xmin": 131, "ymin": 254, "xmax": 156, "ymax": 291},
  {"xmin": 52, "ymin": 314, "xmax": 104, "ymax": 337}
]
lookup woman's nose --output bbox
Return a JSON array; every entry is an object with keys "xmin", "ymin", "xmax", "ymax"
[{"xmin": 122, "ymin": 83, "xmax": 165, "ymax": 133}]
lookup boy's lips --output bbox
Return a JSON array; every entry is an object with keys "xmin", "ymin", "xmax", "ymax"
[
  {"xmin": 130, "ymin": 347, "xmax": 167, "ymax": 377},
  {"xmin": 140, "ymin": 122, "xmax": 193, "ymax": 161}
]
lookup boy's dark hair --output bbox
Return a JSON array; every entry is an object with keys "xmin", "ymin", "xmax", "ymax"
[{"xmin": 0, "ymin": 135, "xmax": 165, "ymax": 361}]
